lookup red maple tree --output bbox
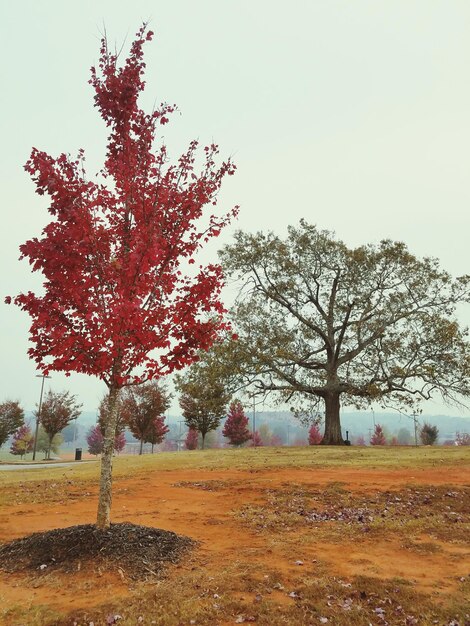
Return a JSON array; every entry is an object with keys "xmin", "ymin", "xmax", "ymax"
[
  {"xmin": 308, "ymin": 423, "xmax": 322, "ymax": 445},
  {"xmin": 145, "ymin": 416, "xmax": 170, "ymax": 453},
  {"xmin": 8, "ymin": 25, "xmax": 237, "ymax": 528},
  {"xmin": 370, "ymin": 424, "xmax": 387, "ymax": 446},
  {"xmin": 120, "ymin": 381, "xmax": 170, "ymax": 454},
  {"xmin": 270, "ymin": 434, "xmax": 283, "ymax": 447},
  {"xmin": 222, "ymin": 399, "xmax": 251, "ymax": 446},
  {"xmin": 10, "ymin": 424, "xmax": 34, "ymax": 459},
  {"xmin": 185, "ymin": 427, "xmax": 199, "ymax": 450},
  {"xmin": 251, "ymin": 431, "xmax": 263, "ymax": 447},
  {"xmin": 87, "ymin": 424, "xmax": 126, "ymax": 456}
]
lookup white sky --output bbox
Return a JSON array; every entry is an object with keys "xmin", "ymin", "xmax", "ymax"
[{"xmin": 1, "ymin": 1, "xmax": 469, "ymax": 416}]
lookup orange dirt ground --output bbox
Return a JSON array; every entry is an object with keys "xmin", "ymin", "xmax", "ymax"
[{"xmin": 0, "ymin": 465, "xmax": 469, "ymax": 619}]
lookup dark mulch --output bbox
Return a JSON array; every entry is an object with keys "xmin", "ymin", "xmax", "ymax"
[{"xmin": 0, "ymin": 522, "xmax": 194, "ymax": 581}]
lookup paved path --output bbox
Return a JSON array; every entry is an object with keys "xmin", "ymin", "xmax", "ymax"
[{"xmin": 0, "ymin": 461, "xmax": 96, "ymax": 471}]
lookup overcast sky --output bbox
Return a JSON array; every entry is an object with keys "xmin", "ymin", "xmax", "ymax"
[{"xmin": 1, "ymin": 1, "xmax": 469, "ymax": 418}]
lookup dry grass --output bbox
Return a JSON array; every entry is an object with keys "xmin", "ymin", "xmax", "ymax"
[
  {"xmin": 1, "ymin": 444, "xmax": 469, "ymax": 484},
  {"xmin": 234, "ymin": 483, "xmax": 470, "ymax": 543},
  {"xmin": 0, "ymin": 446, "xmax": 469, "ymax": 625},
  {"xmin": 4, "ymin": 562, "xmax": 467, "ymax": 626}
]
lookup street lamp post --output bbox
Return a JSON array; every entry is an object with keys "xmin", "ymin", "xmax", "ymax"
[
  {"xmin": 252, "ymin": 394, "xmax": 256, "ymax": 445},
  {"xmin": 32, "ymin": 374, "xmax": 51, "ymax": 461}
]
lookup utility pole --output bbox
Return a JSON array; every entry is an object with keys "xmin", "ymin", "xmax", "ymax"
[
  {"xmin": 248, "ymin": 390, "xmax": 264, "ymax": 447},
  {"xmin": 252, "ymin": 394, "xmax": 256, "ymax": 444},
  {"xmin": 178, "ymin": 420, "xmax": 185, "ymax": 451},
  {"xmin": 32, "ymin": 374, "xmax": 51, "ymax": 461},
  {"xmin": 411, "ymin": 411, "xmax": 419, "ymax": 447}
]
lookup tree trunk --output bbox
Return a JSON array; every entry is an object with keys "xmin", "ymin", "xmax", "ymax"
[
  {"xmin": 96, "ymin": 386, "xmax": 121, "ymax": 529},
  {"xmin": 139, "ymin": 438, "xmax": 144, "ymax": 455},
  {"xmin": 321, "ymin": 392, "xmax": 345, "ymax": 445},
  {"xmin": 201, "ymin": 432, "xmax": 205, "ymax": 449}
]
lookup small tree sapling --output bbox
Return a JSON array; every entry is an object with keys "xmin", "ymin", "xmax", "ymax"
[
  {"xmin": 10, "ymin": 424, "xmax": 34, "ymax": 459},
  {"xmin": 222, "ymin": 399, "xmax": 251, "ymax": 446},
  {"xmin": 370, "ymin": 424, "xmax": 387, "ymax": 446}
]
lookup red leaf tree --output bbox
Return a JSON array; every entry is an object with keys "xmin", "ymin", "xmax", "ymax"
[
  {"xmin": 270, "ymin": 434, "xmax": 283, "ymax": 447},
  {"xmin": 8, "ymin": 25, "xmax": 236, "ymax": 528},
  {"xmin": 86, "ymin": 425, "xmax": 104, "ymax": 456},
  {"xmin": 222, "ymin": 399, "xmax": 251, "ymax": 446},
  {"xmin": 98, "ymin": 395, "xmax": 125, "ymax": 439},
  {"xmin": 308, "ymin": 423, "xmax": 322, "ymax": 445},
  {"xmin": 185, "ymin": 427, "xmax": 199, "ymax": 450},
  {"xmin": 145, "ymin": 416, "xmax": 170, "ymax": 453},
  {"xmin": 87, "ymin": 424, "xmax": 126, "ymax": 456},
  {"xmin": 120, "ymin": 381, "xmax": 170, "ymax": 454},
  {"xmin": 251, "ymin": 431, "xmax": 263, "ymax": 447},
  {"xmin": 370, "ymin": 424, "xmax": 387, "ymax": 446},
  {"xmin": 10, "ymin": 424, "xmax": 34, "ymax": 459}
]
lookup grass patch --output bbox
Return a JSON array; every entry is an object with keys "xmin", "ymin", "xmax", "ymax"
[
  {"xmin": 234, "ymin": 484, "xmax": 470, "ymax": 547},
  {"xmin": 12, "ymin": 562, "xmax": 469, "ymax": 626},
  {"xmin": 0, "ymin": 445, "xmax": 468, "ymax": 486},
  {"xmin": 172, "ymin": 479, "xmax": 235, "ymax": 491}
]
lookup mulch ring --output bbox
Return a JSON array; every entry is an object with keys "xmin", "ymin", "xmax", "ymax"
[{"xmin": 0, "ymin": 522, "xmax": 195, "ymax": 581}]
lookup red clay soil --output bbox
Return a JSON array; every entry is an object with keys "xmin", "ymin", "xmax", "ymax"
[{"xmin": 0, "ymin": 465, "xmax": 469, "ymax": 615}]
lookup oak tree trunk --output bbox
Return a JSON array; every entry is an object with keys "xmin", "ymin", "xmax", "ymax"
[
  {"xmin": 139, "ymin": 438, "xmax": 144, "ymax": 455},
  {"xmin": 96, "ymin": 386, "xmax": 121, "ymax": 528},
  {"xmin": 201, "ymin": 432, "xmax": 205, "ymax": 449},
  {"xmin": 321, "ymin": 391, "xmax": 345, "ymax": 445}
]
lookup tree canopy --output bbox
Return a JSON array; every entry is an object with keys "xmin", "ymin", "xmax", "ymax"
[
  {"xmin": 120, "ymin": 381, "xmax": 170, "ymax": 454},
  {"xmin": 87, "ymin": 425, "xmax": 126, "ymax": 456},
  {"xmin": 10, "ymin": 424, "xmax": 34, "ymax": 458},
  {"xmin": 35, "ymin": 426, "xmax": 63, "ymax": 459},
  {"xmin": 176, "ymin": 360, "xmax": 230, "ymax": 448},
  {"xmin": 0, "ymin": 401, "xmax": 24, "ymax": 449},
  {"xmin": 420, "ymin": 422, "xmax": 439, "ymax": 446},
  {"xmin": 222, "ymin": 399, "xmax": 251, "ymax": 446},
  {"xmin": 184, "ymin": 427, "xmax": 199, "ymax": 450},
  {"xmin": 220, "ymin": 221, "xmax": 470, "ymax": 444},
  {"xmin": 370, "ymin": 424, "xmax": 387, "ymax": 446},
  {"xmin": 36, "ymin": 390, "xmax": 81, "ymax": 459}
]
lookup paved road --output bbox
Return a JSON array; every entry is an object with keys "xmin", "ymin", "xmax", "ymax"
[{"xmin": 0, "ymin": 461, "xmax": 96, "ymax": 471}]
